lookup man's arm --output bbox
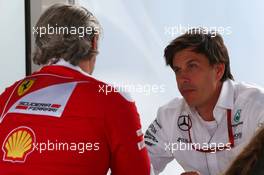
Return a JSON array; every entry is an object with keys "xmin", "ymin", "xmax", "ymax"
[
  {"xmin": 104, "ymin": 91, "xmax": 151, "ymax": 175},
  {"xmin": 0, "ymin": 81, "xmax": 20, "ymax": 118},
  {"xmin": 144, "ymin": 108, "xmax": 174, "ymax": 175}
]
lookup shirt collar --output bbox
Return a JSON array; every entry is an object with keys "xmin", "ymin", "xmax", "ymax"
[
  {"xmin": 212, "ymin": 79, "xmax": 235, "ymax": 123},
  {"xmin": 187, "ymin": 79, "xmax": 235, "ymax": 124},
  {"xmin": 215, "ymin": 79, "xmax": 235, "ymax": 110},
  {"xmin": 53, "ymin": 59, "xmax": 94, "ymax": 78}
]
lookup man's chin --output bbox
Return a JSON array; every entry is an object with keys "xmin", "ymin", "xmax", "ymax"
[
  {"xmin": 183, "ymin": 98, "xmax": 198, "ymax": 108},
  {"xmin": 183, "ymin": 99, "xmax": 194, "ymax": 107}
]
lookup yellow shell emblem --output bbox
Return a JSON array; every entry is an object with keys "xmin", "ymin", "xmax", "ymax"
[
  {"xmin": 18, "ymin": 79, "xmax": 35, "ymax": 96},
  {"xmin": 2, "ymin": 127, "xmax": 35, "ymax": 163}
]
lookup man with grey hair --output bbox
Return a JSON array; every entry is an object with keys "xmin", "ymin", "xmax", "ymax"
[{"xmin": 0, "ymin": 3, "xmax": 151, "ymax": 175}]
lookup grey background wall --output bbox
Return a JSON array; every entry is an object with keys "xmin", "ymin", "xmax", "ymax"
[
  {"xmin": 0, "ymin": 0, "xmax": 71, "ymax": 93},
  {"xmin": 0, "ymin": 0, "xmax": 26, "ymax": 93}
]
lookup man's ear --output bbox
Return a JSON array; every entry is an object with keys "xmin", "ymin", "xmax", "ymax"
[
  {"xmin": 92, "ymin": 35, "xmax": 98, "ymax": 50},
  {"xmin": 215, "ymin": 63, "xmax": 225, "ymax": 81}
]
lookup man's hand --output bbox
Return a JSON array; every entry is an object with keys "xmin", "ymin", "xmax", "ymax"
[{"xmin": 181, "ymin": 171, "xmax": 200, "ymax": 175}]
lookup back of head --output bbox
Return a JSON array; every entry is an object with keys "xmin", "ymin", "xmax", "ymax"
[
  {"xmin": 224, "ymin": 127, "xmax": 264, "ymax": 175},
  {"xmin": 33, "ymin": 3, "xmax": 101, "ymax": 66}
]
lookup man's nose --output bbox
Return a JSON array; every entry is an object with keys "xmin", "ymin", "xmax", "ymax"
[{"xmin": 177, "ymin": 69, "xmax": 191, "ymax": 83}]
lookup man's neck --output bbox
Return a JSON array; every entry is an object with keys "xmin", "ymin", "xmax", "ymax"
[
  {"xmin": 196, "ymin": 104, "xmax": 215, "ymax": 121},
  {"xmin": 196, "ymin": 83, "xmax": 223, "ymax": 121}
]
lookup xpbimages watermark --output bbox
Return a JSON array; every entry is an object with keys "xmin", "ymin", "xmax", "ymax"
[
  {"xmin": 33, "ymin": 140, "xmax": 100, "ymax": 154},
  {"xmin": 164, "ymin": 24, "xmax": 232, "ymax": 37},
  {"xmin": 2, "ymin": 126, "xmax": 101, "ymax": 163},
  {"xmin": 33, "ymin": 24, "xmax": 100, "ymax": 38},
  {"xmin": 98, "ymin": 82, "xmax": 166, "ymax": 96},
  {"xmin": 165, "ymin": 142, "xmax": 232, "ymax": 153}
]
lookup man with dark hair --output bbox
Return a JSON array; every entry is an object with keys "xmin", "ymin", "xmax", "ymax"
[
  {"xmin": 145, "ymin": 28, "xmax": 264, "ymax": 175},
  {"xmin": 0, "ymin": 3, "xmax": 151, "ymax": 175}
]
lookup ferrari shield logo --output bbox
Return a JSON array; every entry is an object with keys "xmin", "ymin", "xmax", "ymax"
[{"xmin": 18, "ymin": 79, "xmax": 35, "ymax": 96}]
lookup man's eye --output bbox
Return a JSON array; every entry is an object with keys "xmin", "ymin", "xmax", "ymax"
[
  {"xmin": 174, "ymin": 68, "xmax": 180, "ymax": 74},
  {"xmin": 189, "ymin": 64, "xmax": 198, "ymax": 69}
]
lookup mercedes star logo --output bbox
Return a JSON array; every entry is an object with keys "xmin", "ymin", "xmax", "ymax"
[{"xmin": 177, "ymin": 115, "xmax": 192, "ymax": 131}]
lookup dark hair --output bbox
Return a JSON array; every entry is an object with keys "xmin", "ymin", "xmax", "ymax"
[
  {"xmin": 33, "ymin": 3, "xmax": 101, "ymax": 66},
  {"xmin": 224, "ymin": 127, "xmax": 264, "ymax": 175},
  {"xmin": 164, "ymin": 28, "xmax": 234, "ymax": 82}
]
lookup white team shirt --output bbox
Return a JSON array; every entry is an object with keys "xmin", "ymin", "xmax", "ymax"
[{"xmin": 145, "ymin": 79, "xmax": 264, "ymax": 175}]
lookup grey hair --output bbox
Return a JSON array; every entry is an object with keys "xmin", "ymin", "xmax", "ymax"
[{"xmin": 33, "ymin": 3, "xmax": 101, "ymax": 66}]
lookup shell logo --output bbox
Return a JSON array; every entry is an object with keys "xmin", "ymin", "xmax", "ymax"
[
  {"xmin": 17, "ymin": 79, "xmax": 35, "ymax": 96},
  {"xmin": 2, "ymin": 126, "xmax": 36, "ymax": 163}
]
